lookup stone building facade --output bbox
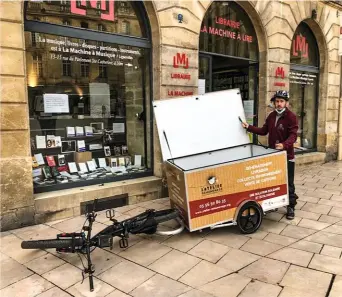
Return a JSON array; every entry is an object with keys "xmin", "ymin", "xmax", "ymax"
[{"xmin": 0, "ymin": 0, "xmax": 341, "ymax": 230}]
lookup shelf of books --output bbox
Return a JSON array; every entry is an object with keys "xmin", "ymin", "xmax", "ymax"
[
  {"xmin": 30, "ymin": 118, "xmax": 149, "ymax": 193},
  {"xmin": 212, "ymin": 71, "xmax": 249, "ymax": 100}
]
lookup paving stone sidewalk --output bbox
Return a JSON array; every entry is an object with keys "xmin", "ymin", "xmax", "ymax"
[{"xmin": 2, "ymin": 161, "xmax": 342, "ymax": 297}]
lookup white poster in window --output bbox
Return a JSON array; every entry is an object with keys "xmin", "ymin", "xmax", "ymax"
[
  {"xmin": 68, "ymin": 162, "xmax": 78, "ymax": 173},
  {"xmin": 36, "ymin": 136, "xmax": 46, "ymax": 149},
  {"xmin": 243, "ymin": 100, "xmax": 254, "ymax": 125},
  {"xmin": 79, "ymin": 162, "xmax": 88, "ymax": 173},
  {"xmin": 89, "ymin": 83, "xmax": 110, "ymax": 118},
  {"xmin": 32, "ymin": 168, "xmax": 42, "ymax": 178},
  {"xmin": 113, "ymin": 123, "xmax": 125, "ymax": 133},
  {"xmin": 198, "ymin": 79, "xmax": 206, "ymax": 95},
  {"xmin": 87, "ymin": 160, "xmax": 96, "ymax": 171},
  {"xmin": 34, "ymin": 153, "xmax": 45, "ymax": 165},
  {"xmin": 43, "ymin": 94, "xmax": 69, "ymax": 113},
  {"xmin": 134, "ymin": 155, "xmax": 142, "ymax": 167},
  {"xmin": 98, "ymin": 158, "xmax": 107, "ymax": 168}
]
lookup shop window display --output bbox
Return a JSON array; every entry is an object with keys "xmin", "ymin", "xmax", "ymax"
[
  {"xmin": 26, "ymin": 0, "xmax": 147, "ymax": 38},
  {"xmin": 290, "ymin": 22, "xmax": 319, "ymax": 151},
  {"xmin": 25, "ymin": 1, "xmax": 152, "ymax": 193}
]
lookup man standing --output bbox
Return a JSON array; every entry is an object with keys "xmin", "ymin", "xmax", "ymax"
[{"xmin": 241, "ymin": 90, "xmax": 299, "ymax": 220}]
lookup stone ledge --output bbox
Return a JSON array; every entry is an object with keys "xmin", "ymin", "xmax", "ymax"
[
  {"xmin": 295, "ymin": 152, "xmax": 327, "ymax": 166},
  {"xmin": 34, "ymin": 176, "xmax": 163, "ymax": 214}
]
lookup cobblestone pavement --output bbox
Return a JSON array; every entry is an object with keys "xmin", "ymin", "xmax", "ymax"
[{"xmin": 2, "ymin": 161, "xmax": 342, "ymax": 297}]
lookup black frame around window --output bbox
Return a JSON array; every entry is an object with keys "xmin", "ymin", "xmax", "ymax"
[
  {"xmin": 290, "ymin": 22, "xmax": 320, "ymax": 154},
  {"xmin": 24, "ymin": 0, "xmax": 154, "ymax": 193}
]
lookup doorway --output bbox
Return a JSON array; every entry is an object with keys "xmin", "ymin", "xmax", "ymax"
[{"xmin": 199, "ymin": 53, "xmax": 259, "ymax": 142}]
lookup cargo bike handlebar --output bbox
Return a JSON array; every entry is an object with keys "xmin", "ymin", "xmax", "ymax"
[{"xmin": 21, "ymin": 199, "xmax": 182, "ymax": 292}]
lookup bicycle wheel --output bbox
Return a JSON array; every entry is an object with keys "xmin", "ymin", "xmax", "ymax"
[
  {"xmin": 128, "ymin": 208, "xmax": 179, "ymax": 224},
  {"xmin": 21, "ymin": 238, "xmax": 83, "ymax": 250}
]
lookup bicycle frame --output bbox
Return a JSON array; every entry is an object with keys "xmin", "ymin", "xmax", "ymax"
[{"xmin": 54, "ymin": 204, "xmax": 180, "ymax": 292}]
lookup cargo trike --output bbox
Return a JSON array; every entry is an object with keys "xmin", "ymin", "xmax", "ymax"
[{"xmin": 21, "ymin": 89, "xmax": 289, "ymax": 291}]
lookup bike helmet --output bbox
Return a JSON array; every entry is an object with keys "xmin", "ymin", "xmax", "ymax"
[{"xmin": 271, "ymin": 90, "xmax": 290, "ymax": 102}]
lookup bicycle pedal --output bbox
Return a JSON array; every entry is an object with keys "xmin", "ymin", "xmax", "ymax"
[
  {"xmin": 119, "ymin": 237, "xmax": 128, "ymax": 248},
  {"xmin": 106, "ymin": 209, "xmax": 115, "ymax": 219}
]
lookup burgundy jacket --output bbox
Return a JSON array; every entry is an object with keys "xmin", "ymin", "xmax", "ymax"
[{"xmin": 247, "ymin": 108, "xmax": 299, "ymax": 160}]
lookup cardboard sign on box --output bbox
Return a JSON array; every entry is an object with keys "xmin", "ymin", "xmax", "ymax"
[{"xmin": 75, "ymin": 152, "xmax": 92, "ymax": 163}]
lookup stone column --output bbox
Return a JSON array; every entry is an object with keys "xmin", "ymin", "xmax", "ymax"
[
  {"xmin": 0, "ymin": 1, "xmax": 35, "ymax": 231},
  {"xmin": 152, "ymin": 1, "xmax": 206, "ymax": 182}
]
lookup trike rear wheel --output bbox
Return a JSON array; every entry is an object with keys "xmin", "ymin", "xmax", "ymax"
[
  {"xmin": 236, "ymin": 202, "xmax": 263, "ymax": 234},
  {"xmin": 21, "ymin": 238, "xmax": 83, "ymax": 250}
]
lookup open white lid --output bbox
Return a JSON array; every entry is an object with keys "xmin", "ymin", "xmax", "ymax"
[{"xmin": 153, "ymin": 89, "xmax": 251, "ymax": 161}]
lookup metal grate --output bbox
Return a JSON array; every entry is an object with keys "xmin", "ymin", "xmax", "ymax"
[{"xmin": 80, "ymin": 194, "xmax": 128, "ymax": 214}]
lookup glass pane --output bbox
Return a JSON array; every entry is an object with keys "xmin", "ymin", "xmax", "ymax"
[
  {"xmin": 199, "ymin": 1, "xmax": 258, "ymax": 60},
  {"xmin": 199, "ymin": 56, "xmax": 211, "ymax": 93},
  {"xmin": 290, "ymin": 23, "xmax": 319, "ymax": 67},
  {"xmin": 25, "ymin": 31, "xmax": 151, "ymax": 191},
  {"xmin": 302, "ymin": 73, "xmax": 318, "ymax": 149},
  {"xmin": 289, "ymin": 70, "xmax": 318, "ymax": 149},
  {"xmin": 26, "ymin": 0, "xmax": 146, "ymax": 38}
]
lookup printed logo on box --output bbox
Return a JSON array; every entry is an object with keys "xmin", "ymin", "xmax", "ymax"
[{"xmin": 201, "ymin": 175, "xmax": 223, "ymax": 195}]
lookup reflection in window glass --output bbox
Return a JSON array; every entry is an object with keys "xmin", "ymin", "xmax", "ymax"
[
  {"xmin": 32, "ymin": 54, "xmax": 43, "ymax": 77},
  {"xmin": 25, "ymin": 32, "xmax": 151, "ymax": 192},
  {"xmin": 26, "ymin": 0, "xmax": 147, "ymax": 38},
  {"xmin": 289, "ymin": 70, "xmax": 318, "ymax": 150},
  {"xmin": 62, "ymin": 59, "xmax": 71, "ymax": 76}
]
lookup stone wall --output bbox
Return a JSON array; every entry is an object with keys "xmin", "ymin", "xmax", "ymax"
[
  {"xmin": 0, "ymin": 1, "xmax": 35, "ymax": 230},
  {"xmin": 151, "ymin": 0, "xmax": 341, "ymax": 163}
]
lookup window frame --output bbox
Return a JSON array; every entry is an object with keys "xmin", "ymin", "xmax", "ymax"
[
  {"xmin": 290, "ymin": 22, "xmax": 320, "ymax": 154},
  {"xmin": 24, "ymin": 0, "xmax": 154, "ymax": 193},
  {"xmin": 62, "ymin": 59, "xmax": 72, "ymax": 76}
]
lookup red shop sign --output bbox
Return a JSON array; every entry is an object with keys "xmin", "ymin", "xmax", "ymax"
[
  {"xmin": 173, "ymin": 53, "xmax": 189, "ymax": 69},
  {"xmin": 275, "ymin": 67, "xmax": 285, "ymax": 79},
  {"xmin": 71, "ymin": 0, "xmax": 115, "ymax": 21},
  {"xmin": 274, "ymin": 66, "xmax": 286, "ymax": 87},
  {"xmin": 292, "ymin": 35, "xmax": 309, "ymax": 58}
]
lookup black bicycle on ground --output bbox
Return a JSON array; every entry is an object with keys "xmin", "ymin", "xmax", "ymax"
[{"xmin": 21, "ymin": 199, "xmax": 182, "ymax": 292}]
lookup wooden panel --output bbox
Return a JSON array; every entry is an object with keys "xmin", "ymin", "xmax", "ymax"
[
  {"xmin": 186, "ymin": 153, "xmax": 287, "ymax": 201},
  {"xmin": 185, "ymin": 152, "xmax": 288, "ymax": 230},
  {"xmin": 165, "ymin": 162, "xmax": 189, "ymax": 227}
]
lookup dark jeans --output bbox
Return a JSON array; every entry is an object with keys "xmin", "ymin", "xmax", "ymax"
[{"xmin": 288, "ymin": 161, "xmax": 298, "ymax": 208}]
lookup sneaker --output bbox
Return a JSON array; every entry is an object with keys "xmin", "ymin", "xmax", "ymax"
[{"xmin": 286, "ymin": 206, "xmax": 295, "ymax": 220}]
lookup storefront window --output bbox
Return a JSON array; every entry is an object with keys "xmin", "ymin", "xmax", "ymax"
[
  {"xmin": 290, "ymin": 22, "xmax": 319, "ymax": 151},
  {"xmin": 25, "ymin": 1, "xmax": 152, "ymax": 193},
  {"xmin": 199, "ymin": 1, "xmax": 258, "ymax": 60},
  {"xmin": 199, "ymin": 1, "xmax": 259, "ymax": 138}
]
